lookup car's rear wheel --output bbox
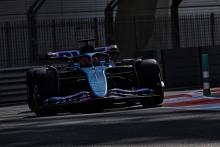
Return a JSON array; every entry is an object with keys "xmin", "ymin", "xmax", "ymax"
[
  {"xmin": 32, "ymin": 84, "xmax": 56, "ymax": 116},
  {"xmin": 29, "ymin": 67, "xmax": 59, "ymax": 116},
  {"xmin": 134, "ymin": 59, "xmax": 164, "ymax": 107},
  {"xmin": 26, "ymin": 68, "xmax": 44, "ymax": 111}
]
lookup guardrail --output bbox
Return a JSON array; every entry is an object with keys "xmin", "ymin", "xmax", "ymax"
[{"xmin": 0, "ymin": 66, "xmax": 31, "ymax": 104}]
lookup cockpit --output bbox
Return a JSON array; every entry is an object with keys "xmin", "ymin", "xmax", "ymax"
[{"xmin": 79, "ymin": 53, "xmax": 110, "ymax": 67}]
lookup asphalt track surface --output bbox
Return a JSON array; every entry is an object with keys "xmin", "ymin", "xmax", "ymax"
[{"xmin": 1, "ymin": 90, "xmax": 220, "ymax": 146}]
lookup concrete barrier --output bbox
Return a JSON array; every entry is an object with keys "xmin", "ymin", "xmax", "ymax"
[{"xmin": 0, "ymin": 67, "xmax": 30, "ymax": 104}]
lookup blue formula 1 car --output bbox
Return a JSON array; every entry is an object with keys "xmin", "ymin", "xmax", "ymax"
[{"xmin": 26, "ymin": 41, "xmax": 164, "ymax": 116}]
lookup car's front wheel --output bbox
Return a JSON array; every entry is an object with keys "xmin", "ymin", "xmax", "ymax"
[{"xmin": 134, "ymin": 59, "xmax": 164, "ymax": 107}]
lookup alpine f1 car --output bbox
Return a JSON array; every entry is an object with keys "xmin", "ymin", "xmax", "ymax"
[{"xmin": 26, "ymin": 40, "xmax": 164, "ymax": 116}]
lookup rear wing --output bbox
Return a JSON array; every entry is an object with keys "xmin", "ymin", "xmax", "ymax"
[
  {"xmin": 47, "ymin": 45, "xmax": 119, "ymax": 60},
  {"xmin": 95, "ymin": 45, "xmax": 119, "ymax": 54},
  {"xmin": 47, "ymin": 50, "xmax": 80, "ymax": 59}
]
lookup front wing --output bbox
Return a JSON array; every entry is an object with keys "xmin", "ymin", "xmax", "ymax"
[{"xmin": 43, "ymin": 88, "xmax": 160, "ymax": 108}]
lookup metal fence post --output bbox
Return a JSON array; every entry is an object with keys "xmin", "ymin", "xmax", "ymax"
[
  {"xmin": 52, "ymin": 19, "xmax": 57, "ymax": 51},
  {"xmin": 133, "ymin": 16, "xmax": 138, "ymax": 51},
  {"xmin": 171, "ymin": 3, "xmax": 181, "ymax": 48},
  {"xmin": 104, "ymin": 0, "xmax": 118, "ymax": 45},
  {"xmin": 27, "ymin": 13, "xmax": 38, "ymax": 65},
  {"xmin": 210, "ymin": 13, "xmax": 215, "ymax": 47},
  {"xmin": 5, "ymin": 22, "xmax": 11, "ymax": 67},
  {"xmin": 94, "ymin": 18, "xmax": 99, "ymax": 46},
  {"xmin": 27, "ymin": 0, "xmax": 47, "ymax": 65}
]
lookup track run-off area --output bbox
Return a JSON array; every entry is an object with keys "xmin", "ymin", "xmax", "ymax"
[
  {"xmin": 1, "ymin": 88, "xmax": 220, "ymax": 146},
  {"xmin": 163, "ymin": 88, "xmax": 220, "ymax": 110}
]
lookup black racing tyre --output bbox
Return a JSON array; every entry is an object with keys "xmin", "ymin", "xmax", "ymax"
[
  {"xmin": 134, "ymin": 59, "xmax": 164, "ymax": 107},
  {"xmin": 26, "ymin": 68, "xmax": 43, "ymax": 111},
  {"xmin": 28, "ymin": 67, "xmax": 58, "ymax": 116},
  {"xmin": 33, "ymin": 67, "xmax": 58, "ymax": 98},
  {"xmin": 32, "ymin": 84, "xmax": 56, "ymax": 117}
]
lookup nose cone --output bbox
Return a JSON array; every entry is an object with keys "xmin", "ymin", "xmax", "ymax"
[{"xmin": 82, "ymin": 67, "xmax": 107, "ymax": 97}]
